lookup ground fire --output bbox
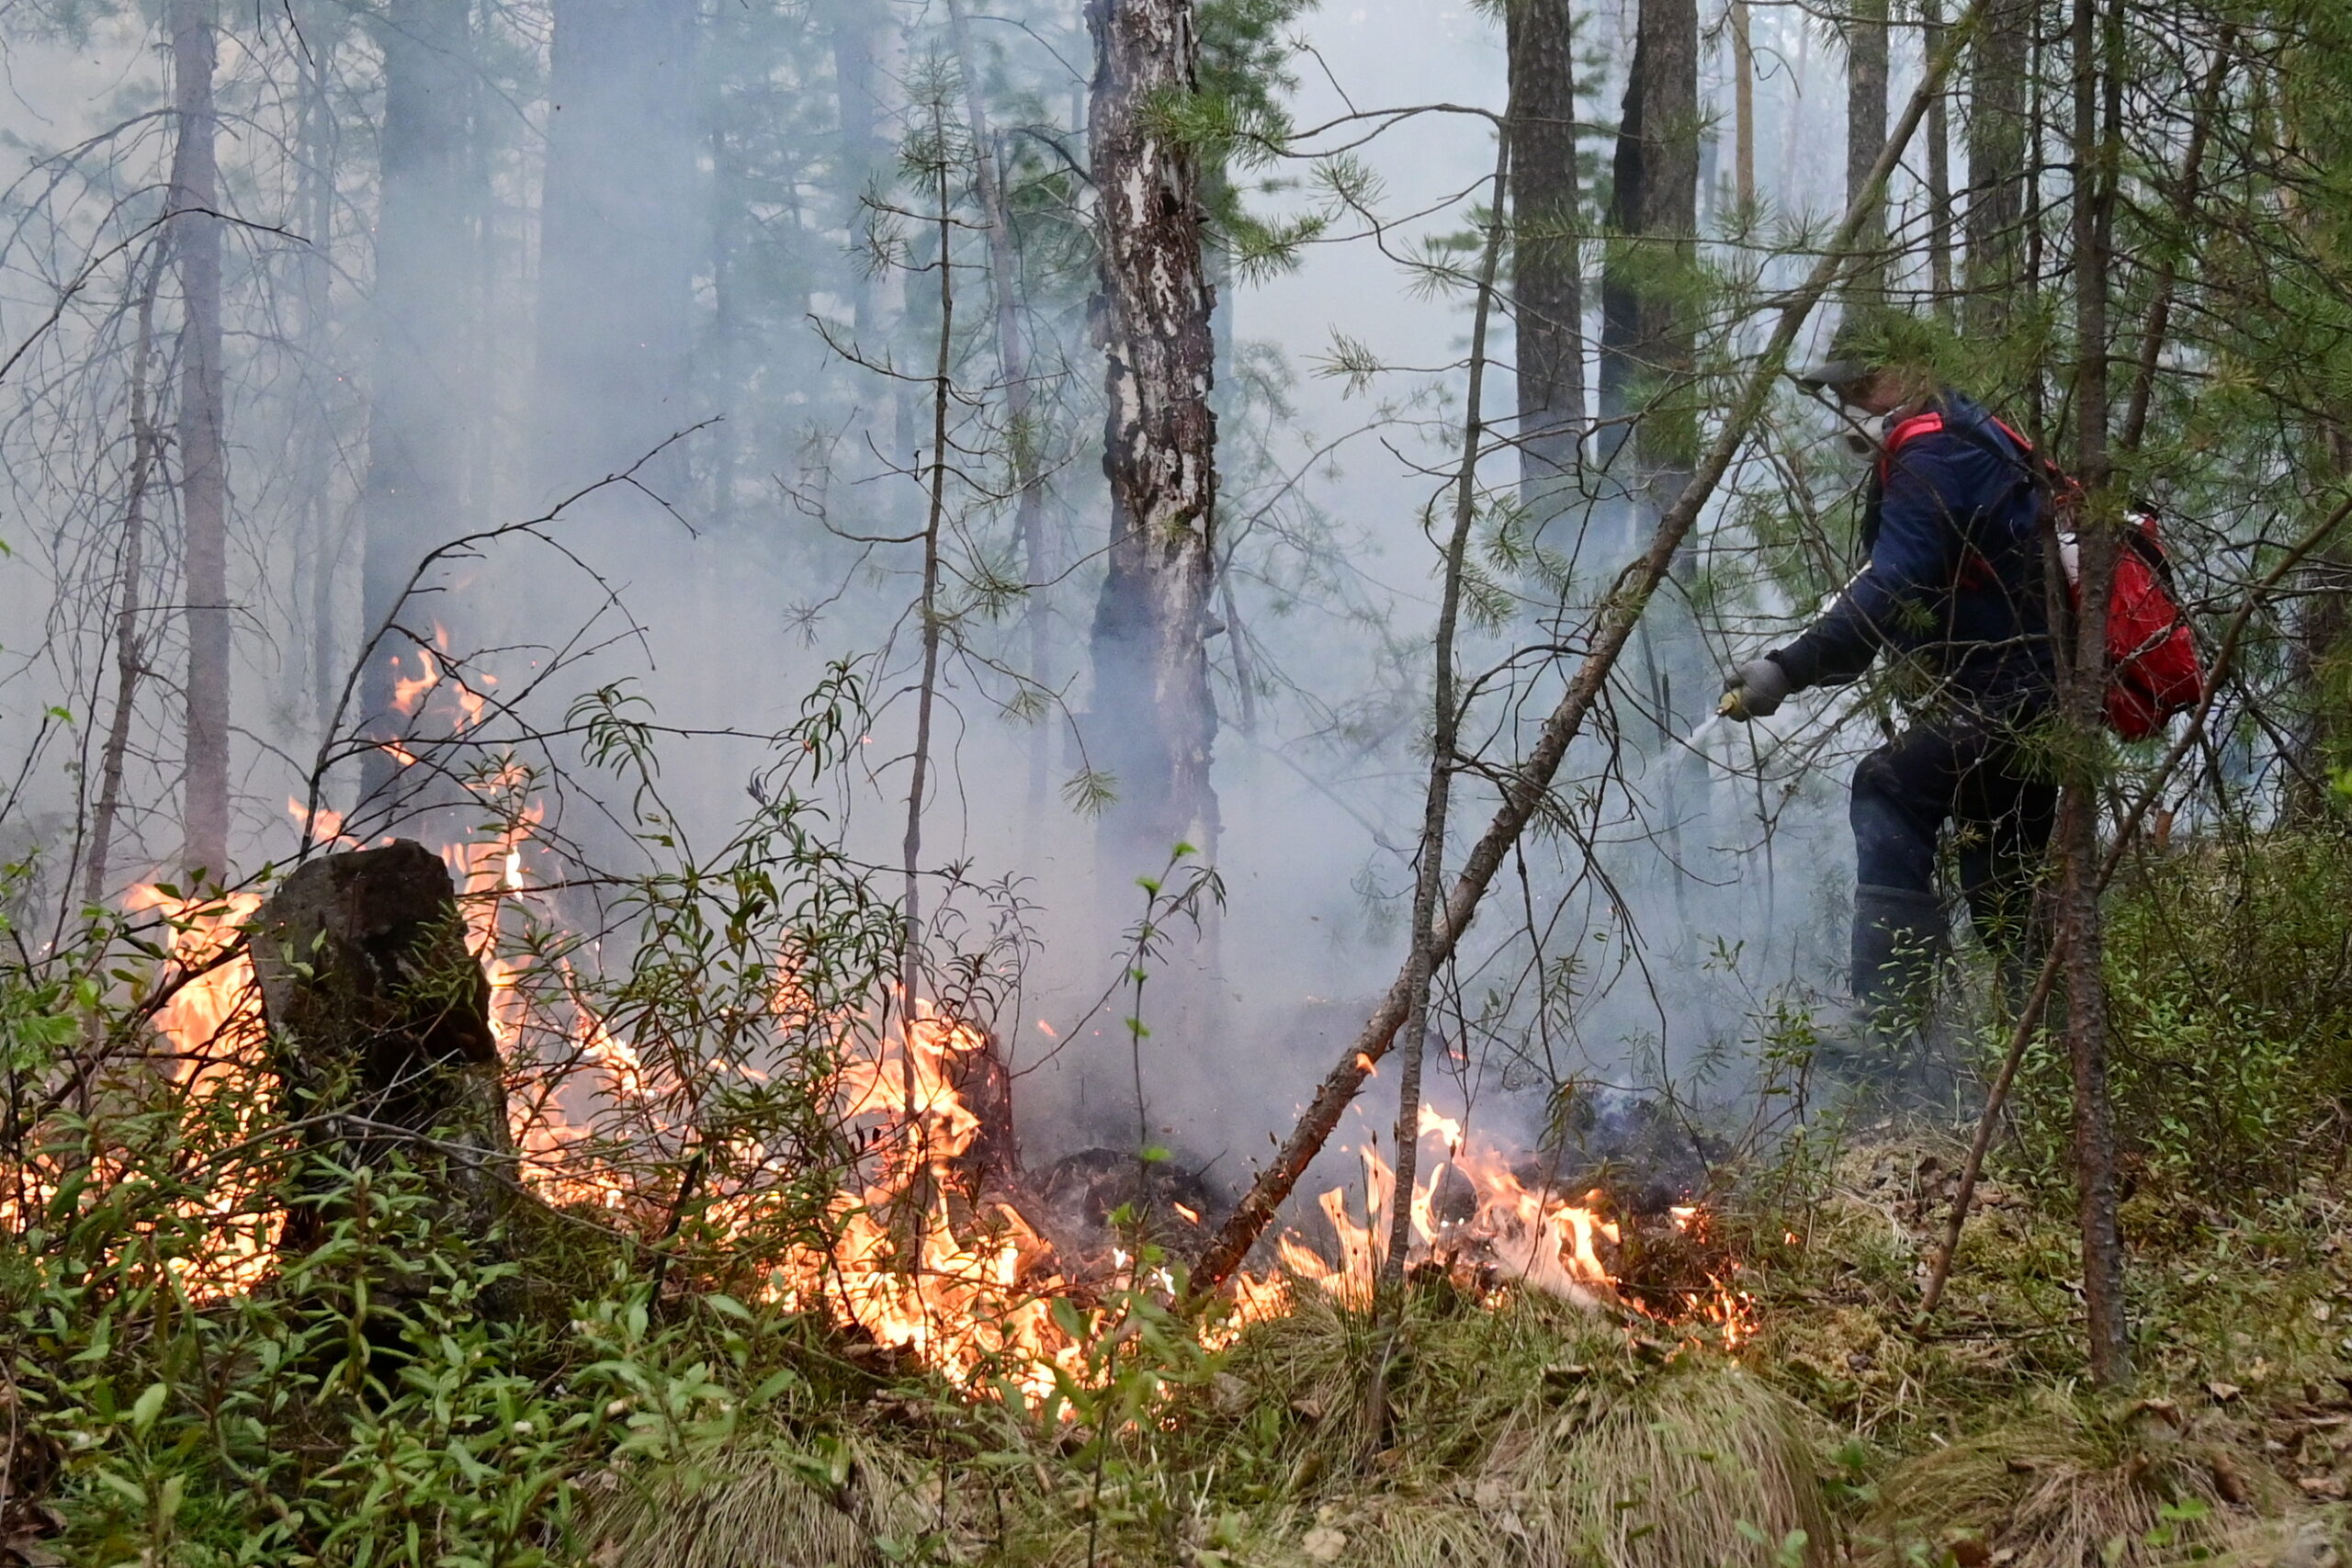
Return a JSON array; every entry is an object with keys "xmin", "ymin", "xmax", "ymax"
[{"xmin": 12, "ymin": 812, "xmax": 1755, "ymax": 1404}]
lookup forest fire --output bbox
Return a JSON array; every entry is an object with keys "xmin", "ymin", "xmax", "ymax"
[{"xmin": 30, "ymin": 821, "xmax": 1753, "ymax": 1401}]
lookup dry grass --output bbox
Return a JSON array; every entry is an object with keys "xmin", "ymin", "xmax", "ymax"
[
  {"xmin": 1486, "ymin": 1355, "xmax": 1833, "ymax": 1568},
  {"xmin": 581, "ymin": 1438, "xmax": 937, "ymax": 1568},
  {"xmin": 1859, "ymin": 1393, "xmax": 2289, "ymax": 1567},
  {"xmin": 1216, "ymin": 1286, "xmax": 1834, "ymax": 1568}
]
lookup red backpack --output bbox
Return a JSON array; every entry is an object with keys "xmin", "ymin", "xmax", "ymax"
[{"xmin": 1882, "ymin": 411, "xmax": 2207, "ymax": 740}]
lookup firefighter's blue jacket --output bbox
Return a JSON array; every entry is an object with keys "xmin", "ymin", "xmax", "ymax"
[{"xmin": 1769, "ymin": 390, "xmax": 2057, "ymax": 706}]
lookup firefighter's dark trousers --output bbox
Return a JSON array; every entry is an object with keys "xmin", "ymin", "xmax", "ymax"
[{"xmin": 1848, "ymin": 703, "xmax": 2057, "ymax": 1013}]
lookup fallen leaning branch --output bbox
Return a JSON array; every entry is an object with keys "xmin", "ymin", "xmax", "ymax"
[{"xmin": 1186, "ymin": 10, "xmax": 1987, "ymax": 1299}]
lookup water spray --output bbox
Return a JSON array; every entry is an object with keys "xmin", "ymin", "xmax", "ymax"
[{"xmin": 1684, "ymin": 687, "xmax": 1745, "ymax": 750}]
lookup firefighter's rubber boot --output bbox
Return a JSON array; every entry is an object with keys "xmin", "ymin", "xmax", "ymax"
[{"xmin": 1822, "ymin": 884, "xmax": 1952, "ymax": 1101}]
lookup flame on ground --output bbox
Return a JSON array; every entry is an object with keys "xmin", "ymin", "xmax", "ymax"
[{"xmin": 15, "ymin": 797, "xmax": 1757, "ymax": 1398}]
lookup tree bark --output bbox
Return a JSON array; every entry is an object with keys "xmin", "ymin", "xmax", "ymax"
[
  {"xmin": 1924, "ymin": 0, "xmax": 1955, "ymax": 310},
  {"xmin": 252, "ymin": 840, "xmax": 514, "ymax": 1257},
  {"xmin": 1598, "ymin": 0, "xmax": 1702, "ymax": 745},
  {"xmin": 1508, "ymin": 0, "xmax": 1585, "ymax": 536},
  {"xmin": 357, "ymin": 0, "xmax": 475, "ymax": 809},
  {"xmin": 1598, "ymin": 0, "xmax": 1700, "ymax": 489},
  {"xmin": 84, "ymin": 253, "xmax": 168, "ymax": 908},
  {"xmin": 534, "ymin": 0, "xmax": 698, "ymax": 490},
  {"xmin": 1845, "ymin": 0, "xmax": 1890, "ymax": 301},
  {"xmin": 830, "ymin": 0, "xmax": 890, "ymax": 342},
  {"xmin": 2062, "ymin": 0, "xmax": 2130, "ymax": 1387},
  {"xmin": 1382, "ymin": 134, "xmax": 1512, "ymax": 1295},
  {"xmin": 1730, "ymin": 1, "xmax": 1755, "ymax": 211},
  {"xmin": 1086, "ymin": 0, "xmax": 1221, "ymax": 874},
  {"xmin": 1965, "ymin": 0, "xmax": 2033, "ymax": 337},
  {"xmin": 296, "ymin": 21, "xmax": 348, "ymax": 745},
  {"xmin": 168, "ymin": 0, "xmax": 231, "ymax": 881}
]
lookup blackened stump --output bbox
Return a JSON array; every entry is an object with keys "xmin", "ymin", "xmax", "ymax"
[{"xmin": 252, "ymin": 840, "xmax": 513, "ymax": 1255}]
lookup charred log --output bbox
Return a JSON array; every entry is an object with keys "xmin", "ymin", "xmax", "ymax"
[
  {"xmin": 251, "ymin": 840, "xmax": 514, "ymax": 1258},
  {"xmin": 1033, "ymin": 1146, "xmax": 1226, "ymax": 1276}
]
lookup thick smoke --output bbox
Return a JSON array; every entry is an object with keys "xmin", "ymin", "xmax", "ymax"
[{"xmin": 0, "ymin": 0, "xmax": 1904, "ymax": 1228}]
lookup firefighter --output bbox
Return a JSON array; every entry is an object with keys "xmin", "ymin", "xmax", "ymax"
[{"xmin": 1721, "ymin": 321, "xmax": 2057, "ymax": 1039}]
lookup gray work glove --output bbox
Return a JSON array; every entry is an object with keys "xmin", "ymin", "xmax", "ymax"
[{"xmin": 1721, "ymin": 656, "xmax": 1793, "ymax": 721}]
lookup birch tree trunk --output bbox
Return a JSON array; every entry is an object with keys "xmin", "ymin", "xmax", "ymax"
[
  {"xmin": 1086, "ymin": 0, "xmax": 1221, "ymax": 874},
  {"xmin": 1507, "ymin": 0, "xmax": 1585, "ymax": 541},
  {"xmin": 168, "ymin": 0, "xmax": 231, "ymax": 880},
  {"xmin": 357, "ymin": 0, "xmax": 474, "ymax": 808},
  {"xmin": 830, "ymin": 0, "xmax": 890, "ymax": 345}
]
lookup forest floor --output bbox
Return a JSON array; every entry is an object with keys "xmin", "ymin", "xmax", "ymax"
[{"xmin": 580, "ymin": 1122, "xmax": 2352, "ymax": 1568}]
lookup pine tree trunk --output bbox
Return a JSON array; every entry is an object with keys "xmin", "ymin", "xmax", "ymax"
[
  {"xmin": 830, "ymin": 0, "xmax": 890, "ymax": 344},
  {"xmin": 1731, "ymin": 1, "xmax": 1755, "ymax": 211},
  {"xmin": 1598, "ymin": 0, "xmax": 1698, "ymax": 496},
  {"xmin": 1924, "ymin": 0, "xmax": 1955, "ymax": 310},
  {"xmin": 358, "ymin": 0, "xmax": 474, "ymax": 808},
  {"xmin": 1507, "ymin": 0, "xmax": 1585, "ymax": 538},
  {"xmin": 1845, "ymin": 0, "xmax": 1890, "ymax": 301},
  {"xmin": 1966, "ymin": 0, "xmax": 2033, "ymax": 336},
  {"xmin": 1086, "ymin": 0, "xmax": 1220, "ymax": 874},
  {"xmin": 297, "ymin": 24, "xmax": 347, "ymax": 745},
  {"xmin": 1597, "ymin": 0, "xmax": 1702, "ymax": 746},
  {"xmin": 2064, "ymin": 0, "xmax": 2131, "ymax": 1387},
  {"xmin": 169, "ymin": 0, "xmax": 231, "ymax": 881},
  {"xmin": 85, "ymin": 255, "xmax": 168, "ymax": 908}
]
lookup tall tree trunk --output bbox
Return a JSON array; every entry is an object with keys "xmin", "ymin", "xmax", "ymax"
[
  {"xmin": 2062, "ymin": 0, "xmax": 2130, "ymax": 1387},
  {"xmin": 1845, "ymin": 0, "xmax": 1889, "ymax": 301},
  {"xmin": 1507, "ymin": 0, "xmax": 1585, "ymax": 544},
  {"xmin": 85, "ymin": 254, "xmax": 168, "ymax": 908},
  {"xmin": 1730, "ymin": 0, "xmax": 1755, "ymax": 211},
  {"xmin": 296, "ymin": 21, "xmax": 347, "ymax": 744},
  {"xmin": 1086, "ymin": 0, "xmax": 1220, "ymax": 875},
  {"xmin": 1598, "ymin": 0, "xmax": 1699, "ymax": 496},
  {"xmin": 534, "ymin": 0, "xmax": 698, "ymax": 490},
  {"xmin": 1966, "ymin": 0, "xmax": 2033, "ymax": 337},
  {"xmin": 357, "ymin": 0, "xmax": 473, "ymax": 809},
  {"xmin": 169, "ymin": 0, "xmax": 231, "ymax": 881},
  {"xmin": 1597, "ymin": 0, "xmax": 1702, "ymax": 748},
  {"xmin": 830, "ymin": 0, "xmax": 889, "ymax": 343},
  {"xmin": 1924, "ymin": 0, "xmax": 1955, "ymax": 310}
]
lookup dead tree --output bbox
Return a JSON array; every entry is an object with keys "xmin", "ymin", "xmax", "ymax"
[
  {"xmin": 1085, "ymin": 0, "xmax": 1222, "ymax": 879},
  {"xmin": 252, "ymin": 840, "xmax": 514, "ymax": 1258},
  {"xmin": 167, "ymin": 0, "xmax": 231, "ymax": 879}
]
